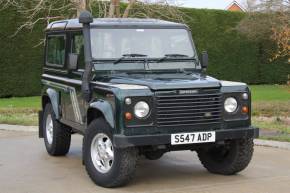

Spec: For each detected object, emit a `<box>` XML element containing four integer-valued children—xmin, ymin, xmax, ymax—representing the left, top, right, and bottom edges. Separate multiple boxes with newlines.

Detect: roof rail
<box><xmin>50</xmin><ymin>21</ymin><xmax>68</xmax><ymax>30</ymax></box>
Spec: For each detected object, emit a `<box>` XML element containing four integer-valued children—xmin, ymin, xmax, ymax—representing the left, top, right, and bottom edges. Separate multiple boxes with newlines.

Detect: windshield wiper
<box><xmin>157</xmin><ymin>54</ymin><xmax>193</xmax><ymax>63</ymax></box>
<box><xmin>114</xmin><ymin>54</ymin><xmax>148</xmax><ymax>64</ymax></box>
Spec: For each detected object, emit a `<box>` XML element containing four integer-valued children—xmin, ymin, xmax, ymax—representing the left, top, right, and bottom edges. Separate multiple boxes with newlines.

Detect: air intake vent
<box><xmin>155</xmin><ymin>88</ymin><xmax>222</xmax><ymax>127</ymax></box>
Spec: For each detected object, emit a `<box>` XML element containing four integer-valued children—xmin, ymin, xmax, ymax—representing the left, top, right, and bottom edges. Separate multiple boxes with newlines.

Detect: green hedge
<box><xmin>0</xmin><ymin>6</ymin><xmax>289</xmax><ymax>97</ymax></box>
<box><xmin>0</xmin><ymin>7</ymin><xmax>43</xmax><ymax>97</ymax></box>
<box><xmin>182</xmin><ymin>8</ymin><xmax>289</xmax><ymax>84</ymax></box>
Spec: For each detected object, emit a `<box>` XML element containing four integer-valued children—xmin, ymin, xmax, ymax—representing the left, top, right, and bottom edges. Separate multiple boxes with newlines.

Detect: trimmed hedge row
<box><xmin>0</xmin><ymin>6</ymin><xmax>289</xmax><ymax>97</ymax></box>
<box><xmin>0</xmin><ymin>7</ymin><xmax>43</xmax><ymax>97</ymax></box>
<box><xmin>182</xmin><ymin>8</ymin><xmax>289</xmax><ymax>84</ymax></box>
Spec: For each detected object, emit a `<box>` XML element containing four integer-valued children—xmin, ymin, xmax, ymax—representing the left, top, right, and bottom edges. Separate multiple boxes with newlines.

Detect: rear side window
<box><xmin>46</xmin><ymin>35</ymin><xmax>65</xmax><ymax>66</ymax></box>
<box><xmin>71</xmin><ymin>34</ymin><xmax>85</xmax><ymax>69</ymax></box>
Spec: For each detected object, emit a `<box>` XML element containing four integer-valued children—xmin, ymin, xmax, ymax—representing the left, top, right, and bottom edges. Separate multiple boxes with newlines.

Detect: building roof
<box><xmin>46</xmin><ymin>18</ymin><xmax>187</xmax><ymax>31</ymax></box>
<box><xmin>225</xmin><ymin>1</ymin><xmax>246</xmax><ymax>11</ymax></box>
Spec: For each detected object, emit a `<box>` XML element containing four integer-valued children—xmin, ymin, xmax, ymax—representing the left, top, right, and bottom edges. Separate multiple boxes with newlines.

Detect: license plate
<box><xmin>171</xmin><ymin>131</ymin><xmax>216</xmax><ymax>145</ymax></box>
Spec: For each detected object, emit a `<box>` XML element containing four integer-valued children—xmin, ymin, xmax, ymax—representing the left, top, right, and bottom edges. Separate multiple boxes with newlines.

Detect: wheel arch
<box><xmin>87</xmin><ymin>100</ymin><xmax>115</xmax><ymax>129</ymax></box>
<box><xmin>42</xmin><ymin>95</ymin><xmax>50</xmax><ymax>109</ymax></box>
<box><xmin>42</xmin><ymin>88</ymin><xmax>60</xmax><ymax>119</ymax></box>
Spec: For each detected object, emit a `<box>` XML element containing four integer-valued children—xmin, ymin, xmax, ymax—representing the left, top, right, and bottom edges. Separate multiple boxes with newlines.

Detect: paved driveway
<box><xmin>1</xmin><ymin>130</ymin><xmax>290</xmax><ymax>193</ymax></box>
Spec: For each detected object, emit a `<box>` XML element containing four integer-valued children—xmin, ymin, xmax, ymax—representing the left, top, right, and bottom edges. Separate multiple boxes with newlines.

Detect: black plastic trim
<box><xmin>38</xmin><ymin>111</ymin><xmax>44</xmax><ymax>138</ymax></box>
<box><xmin>113</xmin><ymin>126</ymin><xmax>259</xmax><ymax>148</ymax></box>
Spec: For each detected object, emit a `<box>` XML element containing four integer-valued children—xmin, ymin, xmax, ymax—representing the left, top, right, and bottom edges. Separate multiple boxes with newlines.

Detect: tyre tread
<box><xmin>84</xmin><ymin>118</ymin><xmax>138</xmax><ymax>188</ymax></box>
<box><xmin>43</xmin><ymin>103</ymin><xmax>71</xmax><ymax>156</ymax></box>
<box><xmin>198</xmin><ymin>138</ymin><xmax>254</xmax><ymax>175</ymax></box>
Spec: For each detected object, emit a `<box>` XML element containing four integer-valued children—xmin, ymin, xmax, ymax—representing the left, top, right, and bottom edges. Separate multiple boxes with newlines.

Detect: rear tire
<box><xmin>43</xmin><ymin>103</ymin><xmax>71</xmax><ymax>156</ymax></box>
<box><xmin>83</xmin><ymin>118</ymin><xmax>138</xmax><ymax>188</ymax></box>
<box><xmin>197</xmin><ymin>138</ymin><xmax>254</xmax><ymax>175</ymax></box>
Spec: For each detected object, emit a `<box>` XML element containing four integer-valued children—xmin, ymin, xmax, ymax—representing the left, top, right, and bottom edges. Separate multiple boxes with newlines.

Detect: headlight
<box><xmin>224</xmin><ymin>97</ymin><xmax>238</xmax><ymax>113</ymax></box>
<box><xmin>134</xmin><ymin>101</ymin><xmax>150</xmax><ymax>118</ymax></box>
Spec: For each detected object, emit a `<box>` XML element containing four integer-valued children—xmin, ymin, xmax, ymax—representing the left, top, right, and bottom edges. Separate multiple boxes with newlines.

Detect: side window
<box><xmin>71</xmin><ymin>34</ymin><xmax>85</xmax><ymax>69</ymax></box>
<box><xmin>46</xmin><ymin>35</ymin><xmax>65</xmax><ymax>66</ymax></box>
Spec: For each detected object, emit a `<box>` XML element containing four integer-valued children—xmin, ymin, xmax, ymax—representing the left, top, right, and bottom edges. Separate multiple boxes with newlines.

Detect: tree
<box><xmin>237</xmin><ymin>0</ymin><xmax>290</xmax><ymax>61</ymax></box>
<box><xmin>0</xmin><ymin>0</ymin><xmax>188</xmax><ymax>36</ymax></box>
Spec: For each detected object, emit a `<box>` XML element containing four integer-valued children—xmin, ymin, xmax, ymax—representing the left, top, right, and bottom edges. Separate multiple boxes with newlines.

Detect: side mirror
<box><xmin>68</xmin><ymin>53</ymin><xmax>78</xmax><ymax>70</ymax></box>
<box><xmin>200</xmin><ymin>51</ymin><xmax>208</xmax><ymax>69</ymax></box>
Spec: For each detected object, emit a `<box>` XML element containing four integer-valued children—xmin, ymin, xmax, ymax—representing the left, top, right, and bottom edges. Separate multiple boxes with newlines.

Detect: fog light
<box><xmin>125</xmin><ymin>112</ymin><xmax>133</xmax><ymax>120</ymax></box>
<box><xmin>242</xmin><ymin>106</ymin><xmax>249</xmax><ymax>113</ymax></box>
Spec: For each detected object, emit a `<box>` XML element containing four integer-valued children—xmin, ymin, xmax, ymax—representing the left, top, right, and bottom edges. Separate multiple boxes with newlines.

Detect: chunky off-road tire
<box><xmin>43</xmin><ymin>103</ymin><xmax>71</xmax><ymax>156</ymax></box>
<box><xmin>83</xmin><ymin>118</ymin><xmax>138</xmax><ymax>188</ymax></box>
<box><xmin>144</xmin><ymin>151</ymin><xmax>164</xmax><ymax>160</ymax></box>
<box><xmin>197</xmin><ymin>138</ymin><xmax>254</xmax><ymax>175</ymax></box>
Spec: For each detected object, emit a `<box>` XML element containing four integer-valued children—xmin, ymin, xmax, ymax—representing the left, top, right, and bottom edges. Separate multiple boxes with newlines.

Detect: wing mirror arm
<box><xmin>200</xmin><ymin>51</ymin><xmax>208</xmax><ymax>72</ymax></box>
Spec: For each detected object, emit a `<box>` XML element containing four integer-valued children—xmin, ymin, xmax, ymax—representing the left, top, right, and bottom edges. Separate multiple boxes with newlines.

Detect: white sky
<box><xmin>122</xmin><ymin>0</ymin><xmax>249</xmax><ymax>10</ymax></box>
<box><xmin>176</xmin><ymin>0</ymin><xmax>247</xmax><ymax>10</ymax></box>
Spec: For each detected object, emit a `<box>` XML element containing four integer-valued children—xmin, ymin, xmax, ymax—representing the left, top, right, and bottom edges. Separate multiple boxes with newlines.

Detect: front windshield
<box><xmin>91</xmin><ymin>28</ymin><xmax>198</xmax><ymax>72</ymax></box>
<box><xmin>91</xmin><ymin>28</ymin><xmax>195</xmax><ymax>59</ymax></box>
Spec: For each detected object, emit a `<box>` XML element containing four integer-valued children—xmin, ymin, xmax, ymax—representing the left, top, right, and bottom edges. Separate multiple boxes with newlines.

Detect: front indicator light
<box><xmin>125</xmin><ymin>112</ymin><xmax>133</xmax><ymax>120</ymax></box>
<box><xmin>242</xmin><ymin>106</ymin><xmax>249</xmax><ymax>114</ymax></box>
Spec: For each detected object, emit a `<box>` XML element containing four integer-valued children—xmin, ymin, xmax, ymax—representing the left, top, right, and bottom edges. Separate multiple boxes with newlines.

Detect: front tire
<box><xmin>83</xmin><ymin>118</ymin><xmax>138</xmax><ymax>188</ymax></box>
<box><xmin>197</xmin><ymin>138</ymin><xmax>254</xmax><ymax>175</ymax></box>
<box><xmin>144</xmin><ymin>151</ymin><xmax>164</xmax><ymax>160</ymax></box>
<box><xmin>43</xmin><ymin>103</ymin><xmax>71</xmax><ymax>156</ymax></box>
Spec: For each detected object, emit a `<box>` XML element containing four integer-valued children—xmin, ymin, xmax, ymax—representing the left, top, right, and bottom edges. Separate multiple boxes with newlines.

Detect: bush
<box><xmin>0</xmin><ymin>6</ymin><xmax>288</xmax><ymax>97</ymax></box>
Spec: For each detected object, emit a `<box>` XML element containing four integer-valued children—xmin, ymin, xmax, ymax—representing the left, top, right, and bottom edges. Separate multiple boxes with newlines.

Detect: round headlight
<box><xmin>224</xmin><ymin>97</ymin><xmax>238</xmax><ymax>113</ymax></box>
<box><xmin>134</xmin><ymin>101</ymin><xmax>150</xmax><ymax>118</ymax></box>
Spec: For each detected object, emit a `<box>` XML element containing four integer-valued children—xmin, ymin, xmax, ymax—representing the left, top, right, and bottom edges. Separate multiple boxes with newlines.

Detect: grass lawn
<box><xmin>0</xmin><ymin>96</ymin><xmax>40</xmax><ymax>109</ymax></box>
<box><xmin>0</xmin><ymin>85</ymin><xmax>289</xmax><ymax>141</ymax></box>
<box><xmin>0</xmin><ymin>96</ymin><xmax>40</xmax><ymax>126</ymax></box>
<box><xmin>250</xmin><ymin>85</ymin><xmax>290</xmax><ymax>142</ymax></box>
<box><xmin>250</xmin><ymin>85</ymin><xmax>290</xmax><ymax>117</ymax></box>
<box><xmin>250</xmin><ymin>85</ymin><xmax>290</xmax><ymax>101</ymax></box>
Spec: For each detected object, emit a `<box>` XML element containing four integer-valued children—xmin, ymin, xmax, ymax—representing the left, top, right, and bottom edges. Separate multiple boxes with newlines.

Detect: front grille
<box><xmin>155</xmin><ymin>88</ymin><xmax>222</xmax><ymax>127</ymax></box>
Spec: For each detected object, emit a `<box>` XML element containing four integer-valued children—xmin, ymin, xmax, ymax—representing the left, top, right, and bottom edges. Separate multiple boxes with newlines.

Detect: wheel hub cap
<box><xmin>91</xmin><ymin>133</ymin><xmax>114</xmax><ymax>173</ymax></box>
<box><xmin>45</xmin><ymin>114</ymin><xmax>53</xmax><ymax>145</ymax></box>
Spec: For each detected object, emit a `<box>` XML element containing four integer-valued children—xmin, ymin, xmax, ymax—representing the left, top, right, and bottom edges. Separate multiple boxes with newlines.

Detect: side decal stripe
<box><xmin>42</xmin><ymin>79</ymin><xmax>83</xmax><ymax>124</ymax></box>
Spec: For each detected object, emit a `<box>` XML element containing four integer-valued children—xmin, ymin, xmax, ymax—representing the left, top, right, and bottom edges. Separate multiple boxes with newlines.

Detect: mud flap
<box><xmin>38</xmin><ymin>111</ymin><xmax>44</xmax><ymax>138</ymax></box>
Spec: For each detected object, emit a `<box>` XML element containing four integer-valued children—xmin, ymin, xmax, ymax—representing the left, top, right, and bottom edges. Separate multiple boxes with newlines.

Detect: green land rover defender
<box><xmin>39</xmin><ymin>11</ymin><xmax>259</xmax><ymax>188</ymax></box>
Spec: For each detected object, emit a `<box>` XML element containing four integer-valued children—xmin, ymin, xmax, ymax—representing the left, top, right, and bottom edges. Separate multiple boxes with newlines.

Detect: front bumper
<box><xmin>113</xmin><ymin>126</ymin><xmax>259</xmax><ymax>148</ymax></box>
